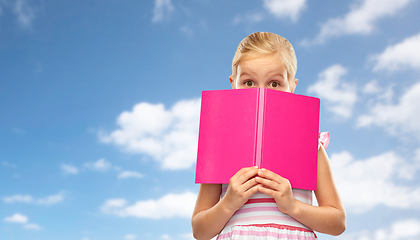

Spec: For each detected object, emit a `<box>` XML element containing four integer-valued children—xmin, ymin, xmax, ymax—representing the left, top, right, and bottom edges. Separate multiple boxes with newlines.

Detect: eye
<box><xmin>269</xmin><ymin>82</ymin><xmax>280</xmax><ymax>88</ymax></box>
<box><xmin>245</xmin><ymin>81</ymin><xmax>254</xmax><ymax>87</ymax></box>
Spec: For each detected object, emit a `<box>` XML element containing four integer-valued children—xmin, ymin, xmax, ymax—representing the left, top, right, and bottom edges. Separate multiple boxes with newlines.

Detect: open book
<box><xmin>195</xmin><ymin>88</ymin><xmax>320</xmax><ymax>190</ymax></box>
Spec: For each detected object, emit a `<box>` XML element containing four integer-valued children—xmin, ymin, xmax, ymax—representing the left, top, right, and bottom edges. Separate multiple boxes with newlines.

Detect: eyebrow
<box><xmin>239</xmin><ymin>71</ymin><xmax>255</xmax><ymax>78</ymax></box>
<box><xmin>266</xmin><ymin>70</ymin><xmax>285</xmax><ymax>78</ymax></box>
<box><xmin>240</xmin><ymin>70</ymin><xmax>285</xmax><ymax>78</ymax></box>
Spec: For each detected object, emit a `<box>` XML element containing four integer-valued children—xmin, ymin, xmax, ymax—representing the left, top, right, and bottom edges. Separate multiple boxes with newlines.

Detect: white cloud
<box><xmin>158</xmin><ymin>233</ymin><xmax>195</xmax><ymax>240</ymax></box>
<box><xmin>3</xmin><ymin>193</ymin><xmax>64</xmax><ymax>205</ymax></box>
<box><xmin>152</xmin><ymin>0</ymin><xmax>174</xmax><ymax>23</ymax></box>
<box><xmin>24</xmin><ymin>223</ymin><xmax>42</xmax><ymax>230</ymax></box>
<box><xmin>388</xmin><ymin>219</ymin><xmax>420</xmax><ymax>239</ymax></box>
<box><xmin>61</xmin><ymin>164</ymin><xmax>79</xmax><ymax>175</ymax></box>
<box><xmin>3</xmin><ymin>194</ymin><xmax>33</xmax><ymax>203</ymax></box>
<box><xmin>357</xmin><ymin>81</ymin><xmax>420</xmax><ymax>138</ymax></box>
<box><xmin>118</xmin><ymin>171</ymin><xmax>143</xmax><ymax>179</ymax></box>
<box><xmin>100</xmin><ymin>98</ymin><xmax>201</xmax><ymax>170</ymax></box>
<box><xmin>84</xmin><ymin>158</ymin><xmax>112</xmax><ymax>171</ymax></box>
<box><xmin>341</xmin><ymin>218</ymin><xmax>420</xmax><ymax>240</ymax></box>
<box><xmin>125</xmin><ymin>234</ymin><xmax>137</xmax><ymax>240</ymax></box>
<box><xmin>232</xmin><ymin>0</ymin><xmax>306</xmax><ymax>25</ymax></box>
<box><xmin>232</xmin><ymin>12</ymin><xmax>264</xmax><ymax>25</ymax></box>
<box><xmin>263</xmin><ymin>0</ymin><xmax>306</xmax><ymax>22</ymax></box>
<box><xmin>330</xmin><ymin>151</ymin><xmax>420</xmax><ymax>213</ymax></box>
<box><xmin>178</xmin><ymin>233</ymin><xmax>195</xmax><ymax>240</ymax></box>
<box><xmin>307</xmin><ymin>64</ymin><xmax>357</xmax><ymax>118</ymax></box>
<box><xmin>415</xmin><ymin>149</ymin><xmax>420</xmax><ymax>161</ymax></box>
<box><xmin>362</xmin><ymin>79</ymin><xmax>381</xmax><ymax>94</ymax></box>
<box><xmin>372</xmin><ymin>32</ymin><xmax>420</xmax><ymax>72</ymax></box>
<box><xmin>362</xmin><ymin>80</ymin><xmax>394</xmax><ymax>103</ymax></box>
<box><xmin>4</xmin><ymin>213</ymin><xmax>28</xmax><ymax>223</ymax></box>
<box><xmin>302</xmin><ymin>0</ymin><xmax>412</xmax><ymax>45</ymax></box>
<box><xmin>4</xmin><ymin>213</ymin><xmax>43</xmax><ymax>230</ymax></box>
<box><xmin>101</xmin><ymin>191</ymin><xmax>197</xmax><ymax>219</ymax></box>
<box><xmin>12</xmin><ymin>0</ymin><xmax>35</xmax><ymax>28</ymax></box>
<box><xmin>102</xmin><ymin>198</ymin><xmax>127</xmax><ymax>210</ymax></box>
<box><xmin>158</xmin><ymin>233</ymin><xmax>194</xmax><ymax>240</ymax></box>
<box><xmin>161</xmin><ymin>234</ymin><xmax>172</xmax><ymax>240</ymax></box>
<box><xmin>36</xmin><ymin>193</ymin><xmax>64</xmax><ymax>205</ymax></box>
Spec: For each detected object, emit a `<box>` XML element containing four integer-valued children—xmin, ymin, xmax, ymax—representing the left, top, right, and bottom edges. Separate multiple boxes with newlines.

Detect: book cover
<box><xmin>195</xmin><ymin>88</ymin><xmax>320</xmax><ymax>190</ymax></box>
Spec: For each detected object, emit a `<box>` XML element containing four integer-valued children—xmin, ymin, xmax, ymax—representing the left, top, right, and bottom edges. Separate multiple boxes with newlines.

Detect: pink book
<box><xmin>195</xmin><ymin>88</ymin><xmax>320</xmax><ymax>190</ymax></box>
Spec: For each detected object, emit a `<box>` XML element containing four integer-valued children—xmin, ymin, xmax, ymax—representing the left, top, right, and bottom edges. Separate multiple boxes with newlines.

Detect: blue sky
<box><xmin>1</xmin><ymin>0</ymin><xmax>420</xmax><ymax>239</ymax></box>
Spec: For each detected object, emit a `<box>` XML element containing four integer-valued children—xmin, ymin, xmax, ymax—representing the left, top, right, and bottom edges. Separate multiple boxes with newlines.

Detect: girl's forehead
<box><xmin>240</xmin><ymin>53</ymin><xmax>284</xmax><ymax>65</ymax></box>
<box><xmin>239</xmin><ymin>55</ymin><xmax>285</xmax><ymax>69</ymax></box>
<box><xmin>238</xmin><ymin>58</ymin><xmax>287</xmax><ymax>79</ymax></box>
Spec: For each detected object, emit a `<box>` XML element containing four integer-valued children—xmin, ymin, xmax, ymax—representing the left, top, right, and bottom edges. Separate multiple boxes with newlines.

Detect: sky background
<box><xmin>1</xmin><ymin>0</ymin><xmax>420</xmax><ymax>239</ymax></box>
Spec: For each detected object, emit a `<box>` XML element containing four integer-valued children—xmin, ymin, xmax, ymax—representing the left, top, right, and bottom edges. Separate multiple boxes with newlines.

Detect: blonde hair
<box><xmin>231</xmin><ymin>32</ymin><xmax>297</xmax><ymax>83</ymax></box>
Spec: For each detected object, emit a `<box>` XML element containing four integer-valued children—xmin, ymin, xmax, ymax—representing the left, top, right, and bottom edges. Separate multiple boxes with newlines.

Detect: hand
<box><xmin>256</xmin><ymin>168</ymin><xmax>297</xmax><ymax>215</ymax></box>
<box><xmin>223</xmin><ymin>166</ymin><xmax>260</xmax><ymax>212</ymax></box>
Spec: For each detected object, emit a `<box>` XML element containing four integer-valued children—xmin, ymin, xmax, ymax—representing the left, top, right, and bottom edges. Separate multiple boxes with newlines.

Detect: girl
<box><xmin>192</xmin><ymin>32</ymin><xmax>346</xmax><ymax>240</ymax></box>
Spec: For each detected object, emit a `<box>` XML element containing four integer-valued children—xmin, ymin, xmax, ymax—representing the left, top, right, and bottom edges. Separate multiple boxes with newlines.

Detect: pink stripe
<box><xmin>226</xmin><ymin>215</ymin><xmax>303</xmax><ymax>227</ymax></box>
<box><xmin>240</xmin><ymin>224</ymin><xmax>315</xmax><ymax>233</ymax></box>
<box><xmin>220</xmin><ymin>231</ymin><xmax>316</xmax><ymax>240</ymax></box>
<box><xmin>235</xmin><ymin>206</ymin><xmax>280</xmax><ymax>215</ymax></box>
<box><xmin>231</xmin><ymin>231</ymin><xmax>313</xmax><ymax>239</ymax></box>
<box><xmin>245</xmin><ymin>198</ymin><xmax>276</xmax><ymax>204</ymax></box>
<box><xmin>223</xmin><ymin>192</ymin><xmax>311</xmax><ymax>203</ymax></box>
<box><xmin>218</xmin><ymin>224</ymin><xmax>316</xmax><ymax>239</ymax></box>
<box><xmin>292</xmin><ymin>191</ymin><xmax>312</xmax><ymax>201</ymax></box>
<box><xmin>221</xmin><ymin>233</ymin><xmax>312</xmax><ymax>240</ymax></box>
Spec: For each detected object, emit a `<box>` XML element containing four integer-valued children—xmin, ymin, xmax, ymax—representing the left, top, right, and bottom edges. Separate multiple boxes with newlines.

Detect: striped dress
<box><xmin>216</xmin><ymin>132</ymin><xmax>330</xmax><ymax>240</ymax></box>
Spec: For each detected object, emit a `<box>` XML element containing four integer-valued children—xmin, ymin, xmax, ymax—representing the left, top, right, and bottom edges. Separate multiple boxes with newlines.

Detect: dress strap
<box><xmin>318</xmin><ymin>132</ymin><xmax>330</xmax><ymax>150</ymax></box>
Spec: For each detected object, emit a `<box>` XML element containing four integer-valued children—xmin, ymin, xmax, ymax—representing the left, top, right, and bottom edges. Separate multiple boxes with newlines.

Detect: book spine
<box><xmin>255</xmin><ymin>88</ymin><xmax>265</xmax><ymax>168</ymax></box>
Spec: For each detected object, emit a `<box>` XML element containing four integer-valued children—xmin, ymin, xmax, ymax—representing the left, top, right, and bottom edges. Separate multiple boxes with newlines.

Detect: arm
<box><xmin>256</xmin><ymin>145</ymin><xmax>346</xmax><ymax>235</ymax></box>
<box><xmin>191</xmin><ymin>184</ymin><xmax>225</xmax><ymax>240</ymax></box>
<box><xmin>191</xmin><ymin>167</ymin><xmax>260</xmax><ymax>240</ymax></box>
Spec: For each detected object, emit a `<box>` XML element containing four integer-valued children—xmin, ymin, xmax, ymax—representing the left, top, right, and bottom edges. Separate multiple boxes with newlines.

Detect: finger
<box><xmin>241</xmin><ymin>176</ymin><xmax>259</xmax><ymax>191</ymax></box>
<box><xmin>230</xmin><ymin>167</ymin><xmax>248</xmax><ymax>181</ymax></box>
<box><xmin>231</xmin><ymin>166</ymin><xmax>258</xmax><ymax>182</ymax></box>
<box><xmin>258</xmin><ymin>168</ymin><xmax>287</xmax><ymax>183</ymax></box>
<box><xmin>243</xmin><ymin>184</ymin><xmax>260</xmax><ymax>199</ymax></box>
<box><xmin>257</xmin><ymin>185</ymin><xmax>276</xmax><ymax>197</ymax></box>
<box><xmin>255</xmin><ymin>176</ymin><xmax>280</xmax><ymax>191</ymax></box>
<box><xmin>235</xmin><ymin>167</ymin><xmax>259</xmax><ymax>184</ymax></box>
<box><xmin>239</xmin><ymin>177</ymin><xmax>262</xmax><ymax>199</ymax></box>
